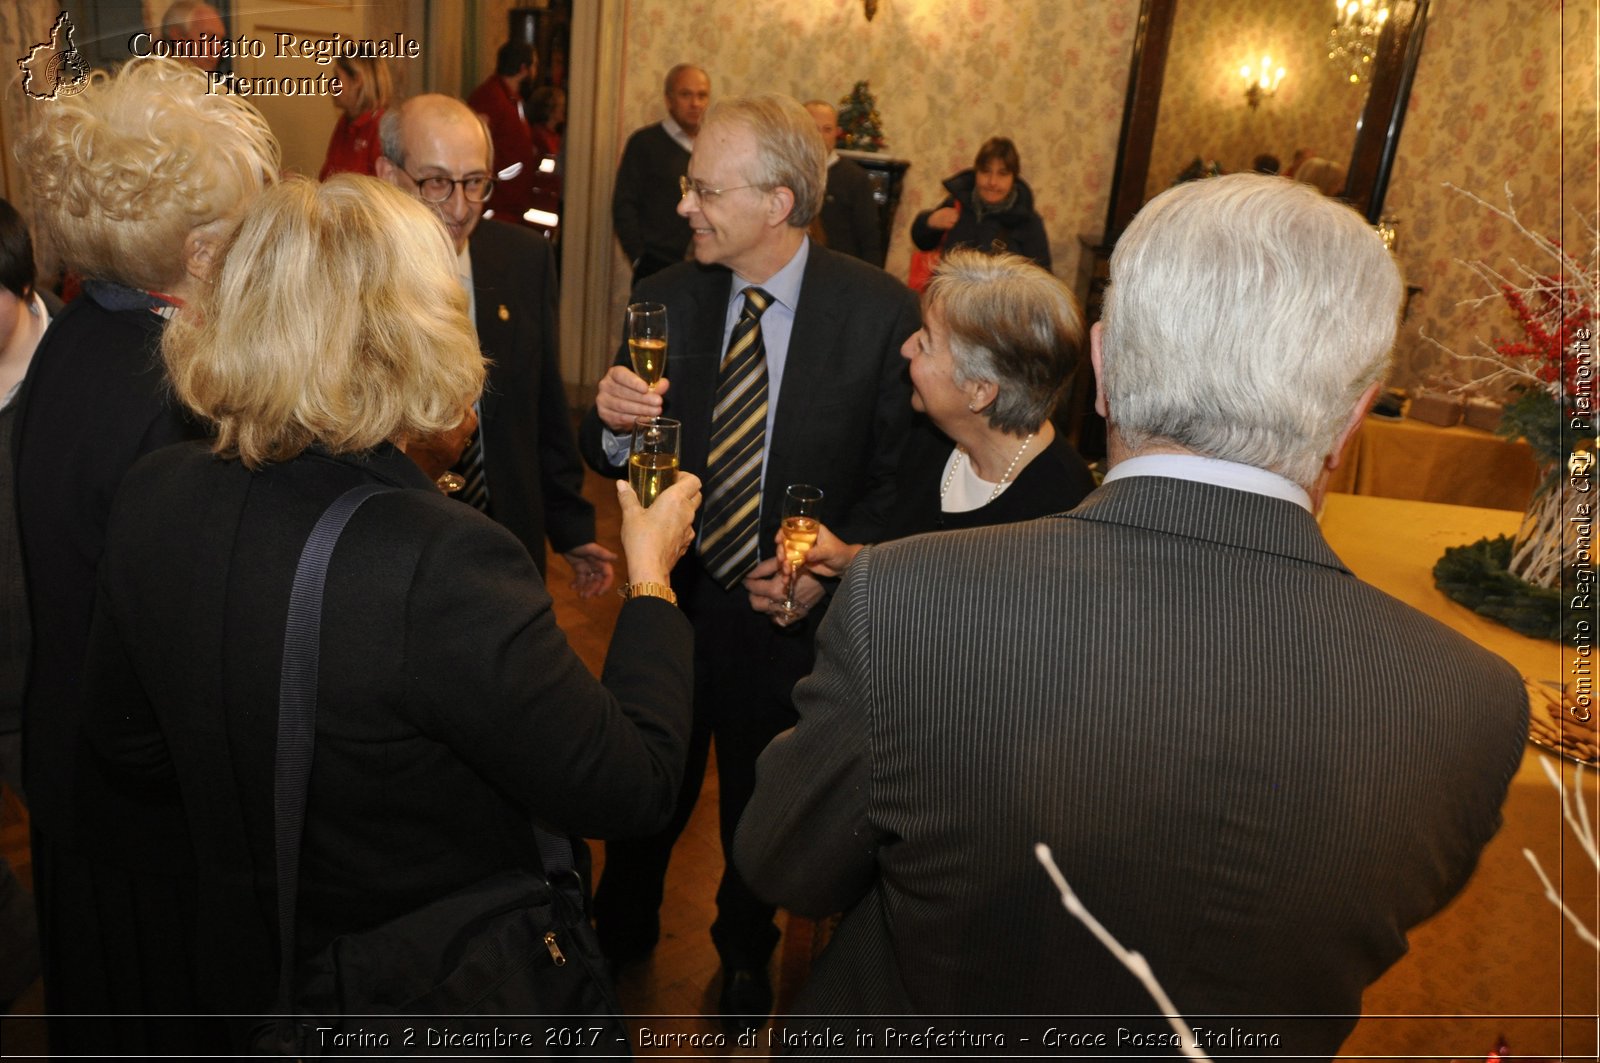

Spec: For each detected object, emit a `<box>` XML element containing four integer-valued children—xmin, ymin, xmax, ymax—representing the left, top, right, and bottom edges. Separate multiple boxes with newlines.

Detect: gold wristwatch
<box><xmin>617</xmin><ymin>581</ymin><xmax>678</xmax><ymax>606</ymax></box>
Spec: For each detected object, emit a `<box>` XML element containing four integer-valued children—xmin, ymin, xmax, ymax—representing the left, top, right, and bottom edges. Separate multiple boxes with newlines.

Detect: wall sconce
<box><xmin>1240</xmin><ymin>56</ymin><xmax>1286</xmax><ymax>108</ymax></box>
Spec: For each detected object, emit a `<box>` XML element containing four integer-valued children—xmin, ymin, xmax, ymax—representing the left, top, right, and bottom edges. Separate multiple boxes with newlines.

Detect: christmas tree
<box><xmin>836</xmin><ymin>81</ymin><xmax>886</xmax><ymax>153</ymax></box>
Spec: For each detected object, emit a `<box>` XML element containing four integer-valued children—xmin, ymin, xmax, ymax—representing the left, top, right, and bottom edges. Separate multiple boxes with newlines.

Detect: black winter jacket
<box><xmin>910</xmin><ymin>169</ymin><xmax>1052</xmax><ymax>272</ymax></box>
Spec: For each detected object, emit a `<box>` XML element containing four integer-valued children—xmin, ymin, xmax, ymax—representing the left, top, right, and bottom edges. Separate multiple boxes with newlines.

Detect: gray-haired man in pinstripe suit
<box><xmin>737</xmin><ymin>174</ymin><xmax>1528</xmax><ymax>1058</ymax></box>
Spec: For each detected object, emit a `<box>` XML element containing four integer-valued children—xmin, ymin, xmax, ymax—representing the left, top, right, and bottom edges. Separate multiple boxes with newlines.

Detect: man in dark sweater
<box><xmin>612</xmin><ymin>64</ymin><xmax>710</xmax><ymax>284</ymax></box>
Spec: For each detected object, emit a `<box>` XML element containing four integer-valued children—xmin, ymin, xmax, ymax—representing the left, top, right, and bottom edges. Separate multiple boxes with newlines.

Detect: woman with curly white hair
<box><xmin>11</xmin><ymin>56</ymin><xmax>277</xmax><ymax>1056</ymax></box>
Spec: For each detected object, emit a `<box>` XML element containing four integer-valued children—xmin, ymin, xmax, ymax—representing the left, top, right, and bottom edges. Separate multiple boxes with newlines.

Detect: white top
<box><xmin>1102</xmin><ymin>453</ymin><xmax>1312</xmax><ymax>512</ymax></box>
<box><xmin>938</xmin><ymin>447</ymin><xmax>1013</xmax><ymax>512</ymax></box>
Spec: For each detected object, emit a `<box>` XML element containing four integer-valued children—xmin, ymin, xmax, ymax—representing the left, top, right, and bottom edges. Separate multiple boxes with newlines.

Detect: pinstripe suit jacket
<box><xmin>735</xmin><ymin>474</ymin><xmax>1528</xmax><ymax>1056</ymax></box>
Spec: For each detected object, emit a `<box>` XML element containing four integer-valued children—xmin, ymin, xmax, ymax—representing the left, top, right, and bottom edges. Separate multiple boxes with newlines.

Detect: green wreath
<box><xmin>1433</xmin><ymin>535</ymin><xmax>1577</xmax><ymax>643</ymax></box>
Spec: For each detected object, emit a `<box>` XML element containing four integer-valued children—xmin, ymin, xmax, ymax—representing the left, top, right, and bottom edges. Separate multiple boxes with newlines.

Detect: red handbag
<box><xmin>907</xmin><ymin>201</ymin><xmax>959</xmax><ymax>293</ymax></box>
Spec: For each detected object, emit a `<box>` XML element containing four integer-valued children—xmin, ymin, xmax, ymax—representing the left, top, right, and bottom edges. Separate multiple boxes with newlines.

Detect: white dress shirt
<box><xmin>1102</xmin><ymin>453</ymin><xmax>1313</xmax><ymax>512</ymax></box>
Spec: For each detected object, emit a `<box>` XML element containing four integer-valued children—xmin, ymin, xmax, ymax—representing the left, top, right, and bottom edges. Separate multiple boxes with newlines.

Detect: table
<box><xmin>1329</xmin><ymin>415</ymin><xmax>1541</xmax><ymax>511</ymax></box>
<box><xmin>1319</xmin><ymin>494</ymin><xmax>1594</xmax><ymax>1061</ymax></box>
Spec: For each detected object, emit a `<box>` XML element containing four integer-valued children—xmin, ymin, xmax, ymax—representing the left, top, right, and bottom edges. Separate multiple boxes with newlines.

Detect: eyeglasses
<box><xmin>678</xmin><ymin>175</ymin><xmax>762</xmax><ymax>202</ymax></box>
<box><xmin>403</xmin><ymin>169</ymin><xmax>496</xmax><ymax>204</ymax></box>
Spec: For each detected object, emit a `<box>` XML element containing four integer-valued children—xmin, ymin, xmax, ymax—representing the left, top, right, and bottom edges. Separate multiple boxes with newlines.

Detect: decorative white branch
<box><xmin>1522</xmin><ymin>759</ymin><xmax>1600</xmax><ymax>951</ymax></box>
<box><xmin>1034</xmin><ymin>843</ymin><xmax>1212</xmax><ymax>1061</ymax></box>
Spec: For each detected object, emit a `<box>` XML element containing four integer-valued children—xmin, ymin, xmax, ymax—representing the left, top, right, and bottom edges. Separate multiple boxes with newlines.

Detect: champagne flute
<box><xmin>629</xmin><ymin>416</ymin><xmax>680</xmax><ymax>507</ymax></box>
<box><xmin>774</xmin><ymin>484</ymin><xmax>823</xmax><ymax>622</ymax></box>
<box><xmin>627</xmin><ymin>301</ymin><xmax>668</xmax><ymax>390</ymax></box>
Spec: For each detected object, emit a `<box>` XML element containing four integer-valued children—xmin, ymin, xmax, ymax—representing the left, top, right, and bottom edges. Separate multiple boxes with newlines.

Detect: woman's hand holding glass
<box><xmin>744</xmin><ymin>517</ymin><xmax>863</xmax><ymax>626</ymax></box>
<box><xmin>615</xmin><ymin>473</ymin><xmax>702</xmax><ymax>586</ymax></box>
<box><xmin>780</xmin><ymin>520</ymin><xmax>860</xmax><ymax>580</ymax></box>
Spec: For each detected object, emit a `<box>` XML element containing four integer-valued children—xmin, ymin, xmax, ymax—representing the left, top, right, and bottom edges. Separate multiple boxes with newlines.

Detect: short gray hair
<box><xmin>925</xmin><ymin>248</ymin><xmax>1083</xmax><ymax>435</ymax></box>
<box><xmin>702</xmin><ymin>94</ymin><xmax>825</xmax><ymax>229</ymax></box>
<box><xmin>1102</xmin><ymin>173</ymin><xmax>1401</xmax><ymax>486</ymax></box>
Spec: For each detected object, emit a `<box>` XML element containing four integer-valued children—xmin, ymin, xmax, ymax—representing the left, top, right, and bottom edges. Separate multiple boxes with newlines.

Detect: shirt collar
<box><xmin>661</xmin><ymin>116</ymin><xmax>695</xmax><ymax>153</ymax></box>
<box><xmin>732</xmin><ymin>236</ymin><xmax>809</xmax><ymax>314</ymax></box>
<box><xmin>1102</xmin><ymin>453</ymin><xmax>1313</xmax><ymax>512</ymax></box>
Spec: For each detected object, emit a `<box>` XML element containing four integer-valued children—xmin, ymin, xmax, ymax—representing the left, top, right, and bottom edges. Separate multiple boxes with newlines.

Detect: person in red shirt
<box><xmin>319</xmin><ymin>55</ymin><xmax>392</xmax><ymax>180</ymax></box>
<box><xmin>467</xmin><ymin>42</ymin><xmax>538</xmax><ymax>227</ymax></box>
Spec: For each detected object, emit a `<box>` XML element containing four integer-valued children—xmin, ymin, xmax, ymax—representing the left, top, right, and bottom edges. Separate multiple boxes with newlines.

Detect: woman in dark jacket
<box><xmin>83</xmin><ymin>176</ymin><xmax>702</xmax><ymax>1045</ymax></box>
<box><xmin>12</xmin><ymin>56</ymin><xmax>278</xmax><ymax>1056</ymax></box>
<box><xmin>910</xmin><ymin>136</ymin><xmax>1052</xmax><ymax>272</ymax></box>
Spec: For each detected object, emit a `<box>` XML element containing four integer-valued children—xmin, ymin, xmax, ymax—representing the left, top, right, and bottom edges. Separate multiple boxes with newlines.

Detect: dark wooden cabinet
<box><xmin>838</xmin><ymin>150</ymin><xmax>910</xmax><ymax>268</ymax></box>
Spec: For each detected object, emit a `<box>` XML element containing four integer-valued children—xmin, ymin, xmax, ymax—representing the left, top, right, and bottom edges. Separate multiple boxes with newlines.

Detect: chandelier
<box><xmin>1328</xmin><ymin>0</ymin><xmax>1390</xmax><ymax>84</ymax></box>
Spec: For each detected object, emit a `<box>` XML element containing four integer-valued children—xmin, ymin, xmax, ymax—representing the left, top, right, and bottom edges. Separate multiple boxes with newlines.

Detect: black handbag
<box><xmin>253</xmin><ymin>484</ymin><xmax>630</xmax><ymax>1058</ymax></box>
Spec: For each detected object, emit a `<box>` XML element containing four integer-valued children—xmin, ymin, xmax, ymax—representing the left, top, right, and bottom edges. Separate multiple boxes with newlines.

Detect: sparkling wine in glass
<box><xmin>775</xmin><ymin>484</ymin><xmax>823</xmax><ymax>622</ymax></box>
<box><xmin>627</xmin><ymin>301</ymin><xmax>668</xmax><ymax>390</ymax></box>
<box><xmin>629</xmin><ymin>416</ymin><xmax>680</xmax><ymax>507</ymax></box>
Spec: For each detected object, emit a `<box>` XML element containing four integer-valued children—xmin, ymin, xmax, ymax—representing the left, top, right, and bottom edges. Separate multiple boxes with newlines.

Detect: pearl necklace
<box><xmin>941</xmin><ymin>431</ymin><xmax>1035</xmax><ymax>505</ymax></box>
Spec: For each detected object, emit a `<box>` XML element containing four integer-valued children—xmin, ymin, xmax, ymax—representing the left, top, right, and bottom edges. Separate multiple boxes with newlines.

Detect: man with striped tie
<box><xmin>580</xmin><ymin>93</ymin><xmax>919</xmax><ymax>1030</ymax></box>
<box><xmin>379</xmin><ymin>95</ymin><xmax>613</xmax><ymax>597</ymax></box>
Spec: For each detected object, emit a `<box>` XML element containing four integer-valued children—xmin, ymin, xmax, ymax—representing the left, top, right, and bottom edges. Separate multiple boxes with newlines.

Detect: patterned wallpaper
<box><xmin>1385</xmin><ymin>0</ymin><xmax>1596</xmax><ymax>389</ymax></box>
<box><xmin>612</xmin><ymin>0</ymin><xmax>1592</xmax><ymax>393</ymax></box>
<box><xmin>1145</xmin><ymin>0</ymin><xmax>1370</xmax><ymax>201</ymax></box>
<box><xmin>614</xmin><ymin>0</ymin><xmax>1144</xmax><ymax>286</ymax></box>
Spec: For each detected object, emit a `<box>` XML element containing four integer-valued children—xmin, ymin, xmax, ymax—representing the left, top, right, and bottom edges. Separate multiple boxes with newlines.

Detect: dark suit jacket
<box><xmin>819</xmin><ymin>157</ymin><xmax>884</xmax><ymax>266</ymax></box>
<box><xmin>736</xmin><ymin>475</ymin><xmax>1528</xmax><ymax>1057</ymax></box>
<box><xmin>579</xmin><ymin>244</ymin><xmax>920</xmax><ymax>607</ymax></box>
<box><xmin>83</xmin><ymin>441</ymin><xmax>694</xmax><ymax>1021</ymax></box>
<box><xmin>469</xmin><ymin>219</ymin><xmax>595</xmax><ymax>570</ymax></box>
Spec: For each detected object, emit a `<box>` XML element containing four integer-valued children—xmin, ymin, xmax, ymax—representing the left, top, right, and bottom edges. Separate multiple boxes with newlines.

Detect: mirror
<box><xmin>1144</xmin><ymin>1</ymin><xmax>1375</xmax><ymax>203</ymax></box>
<box><xmin>1060</xmin><ymin>0</ymin><xmax>1429</xmax><ymax>460</ymax></box>
<box><xmin>1105</xmin><ymin>0</ymin><xmax>1430</xmax><ymax>239</ymax></box>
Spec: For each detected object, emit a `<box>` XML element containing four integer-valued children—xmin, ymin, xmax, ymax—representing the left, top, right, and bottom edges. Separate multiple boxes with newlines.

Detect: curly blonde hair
<box><xmin>163</xmin><ymin>176</ymin><xmax>485</xmax><ymax>468</ymax></box>
<box><xmin>17</xmin><ymin>57</ymin><xmax>278</xmax><ymax>290</ymax></box>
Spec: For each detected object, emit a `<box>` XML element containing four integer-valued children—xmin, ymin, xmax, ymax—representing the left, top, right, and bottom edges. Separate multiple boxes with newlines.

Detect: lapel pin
<box><xmin>497</xmin><ymin>304</ymin><xmax>510</xmax><ymax>321</ymax></box>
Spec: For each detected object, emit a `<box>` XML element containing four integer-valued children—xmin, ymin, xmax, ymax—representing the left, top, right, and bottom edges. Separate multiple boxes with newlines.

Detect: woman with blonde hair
<box><xmin>11</xmin><ymin>55</ymin><xmax>277</xmax><ymax>1055</ymax></box>
<box><xmin>84</xmin><ymin>176</ymin><xmax>701</xmax><ymax>1043</ymax></box>
<box><xmin>319</xmin><ymin>54</ymin><xmax>394</xmax><ymax>178</ymax></box>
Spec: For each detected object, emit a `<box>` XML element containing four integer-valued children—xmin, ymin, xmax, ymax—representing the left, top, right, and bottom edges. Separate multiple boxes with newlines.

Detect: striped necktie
<box><xmin>699</xmin><ymin>286</ymin><xmax>772</xmax><ymax>588</ymax></box>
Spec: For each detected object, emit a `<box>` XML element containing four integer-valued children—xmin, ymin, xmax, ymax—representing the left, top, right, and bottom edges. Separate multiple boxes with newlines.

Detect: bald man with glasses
<box><xmin>379</xmin><ymin>95</ymin><xmax>613</xmax><ymax>597</ymax></box>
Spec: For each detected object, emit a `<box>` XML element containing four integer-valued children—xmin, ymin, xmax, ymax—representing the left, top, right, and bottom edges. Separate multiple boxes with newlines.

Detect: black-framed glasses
<box><xmin>678</xmin><ymin>175</ymin><xmax>762</xmax><ymax>202</ymax></box>
<box><xmin>403</xmin><ymin>169</ymin><xmax>495</xmax><ymax>204</ymax></box>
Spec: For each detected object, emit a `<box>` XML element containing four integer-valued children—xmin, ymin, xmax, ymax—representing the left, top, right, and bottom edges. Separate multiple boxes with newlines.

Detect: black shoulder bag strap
<box><xmin>268</xmin><ymin>483</ymin><xmax>585</xmax><ymax>1021</ymax></box>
